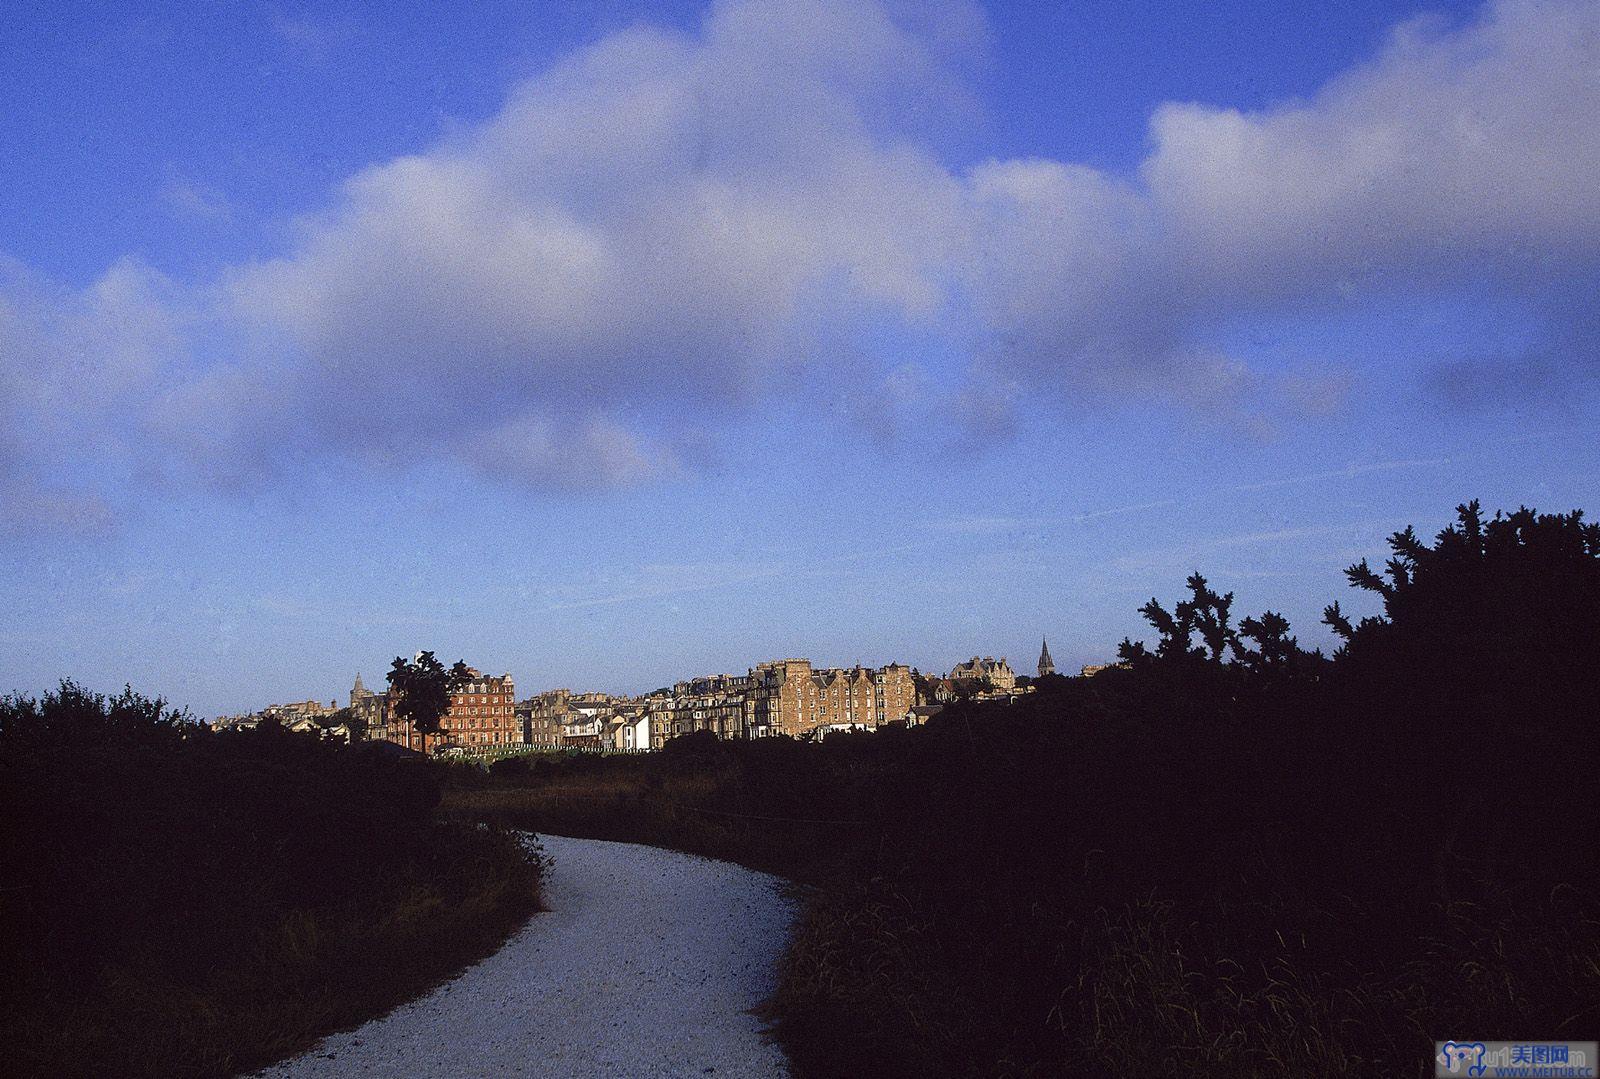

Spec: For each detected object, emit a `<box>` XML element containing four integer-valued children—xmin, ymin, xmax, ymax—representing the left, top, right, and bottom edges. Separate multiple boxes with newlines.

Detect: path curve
<box><xmin>256</xmin><ymin>834</ymin><xmax>796</xmax><ymax>1078</ymax></box>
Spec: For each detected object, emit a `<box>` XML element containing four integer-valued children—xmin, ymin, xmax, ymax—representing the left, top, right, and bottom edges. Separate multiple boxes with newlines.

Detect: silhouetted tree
<box><xmin>387</xmin><ymin>652</ymin><xmax>471</xmax><ymax>755</ymax></box>
<box><xmin>1119</xmin><ymin>572</ymin><xmax>1239</xmax><ymax>667</ymax></box>
<box><xmin>1116</xmin><ymin>573</ymin><xmax>1325</xmax><ymax>716</ymax></box>
<box><xmin>1323</xmin><ymin>499</ymin><xmax>1600</xmax><ymax>724</ymax></box>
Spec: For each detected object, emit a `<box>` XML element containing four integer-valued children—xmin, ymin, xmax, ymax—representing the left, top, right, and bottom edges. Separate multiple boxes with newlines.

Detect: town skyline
<box><xmin>215</xmin><ymin>644</ymin><xmax>1048</xmax><ymax>725</ymax></box>
<box><xmin>222</xmin><ymin>650</ymin><xmax>1045</xmax><ymax>752</ymax></box>
<box><xmin>5</xmin><ymin>0</ymin><xmax>1598</xmax><ymax>719</ymax></box>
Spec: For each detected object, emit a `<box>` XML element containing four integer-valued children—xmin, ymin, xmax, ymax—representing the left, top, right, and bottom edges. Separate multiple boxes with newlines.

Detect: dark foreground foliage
<box><xmin>0</xmin><ymin>685</ymin><xmax>542</xmax><ymax>1079</ymax></box>
<box><xmin>446</xmin><ymin>502</ymin><xmax>1600</xmax><ymax>1078</ymax></box>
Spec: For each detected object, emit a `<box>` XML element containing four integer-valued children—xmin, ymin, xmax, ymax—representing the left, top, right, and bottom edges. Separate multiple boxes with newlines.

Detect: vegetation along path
<box><xmin>257</xmin><ymin>834</ymin><xmax>797</xmax><ymax>1078</ymax></box>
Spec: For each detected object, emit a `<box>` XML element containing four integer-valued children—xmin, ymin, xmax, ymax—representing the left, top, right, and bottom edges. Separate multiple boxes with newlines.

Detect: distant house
<box><xmin>519</xmin><ymin>689</ymin><xmax>569</xmax><ymax>749</ymax></box>
<box><xmin>213</xmin><ymin>696</ymin><xmax>350</xmax><ymax>741</ymax></box>
<box><xmin>644</xmin><ymin>694</ymin><xmax>676</xmax><ymax>749</ymax></box>
<box><xmin>283</xmin><ymin>715</ymin><xmax>351</xmax><ymax>743</ymax></box>
<box><xmin>560</xmin><ymin>715</ymin><xmax>605</xmax><ymax>749</ymax></box>
<box><xmin>949</xmin><ymin>656</ymin><xmax>1016</xmax><ymax>692</ymax></box>
<box><xmin>614</xmin><ymin>712</ymin><xmax>652</xmax><ymax>752</ymax></box>
<box><xmin>349</xmin><ymin>673</ymin><xmax>388</xmax><ymax>740</ymax></box>
<box><xmin>437</xmin><ymin>670</ymin><xmax>518</xmax><ymax>752</ymax></box>
<box><xmin>262</xmin><ymin>699</ymin><xmax>339</xmax><ymax>724</ymax></box>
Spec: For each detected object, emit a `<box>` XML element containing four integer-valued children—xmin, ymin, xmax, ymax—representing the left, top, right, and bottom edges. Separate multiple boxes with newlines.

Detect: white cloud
<box><xmin>954</xmin><ymin>1</ymin><xmax>1600</xmax><ymax>417</ymax></box>
<box><xmin>220</xmin><ymin>1</ymin><xmax>973</xmax><ymax>485</ymax></box>
<box><xmin>1143</xmin><ymin>0</ymin><xmax>1600</xmax><ymax>296</ymax></box>
<box><xmin>2</xmin><ymin>0</ymin><xmax>1597</xmax><ymax>528</ymax></box>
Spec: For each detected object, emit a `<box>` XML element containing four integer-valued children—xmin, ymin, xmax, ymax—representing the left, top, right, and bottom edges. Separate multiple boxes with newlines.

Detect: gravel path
<box><xmin>256</xmin><ymin>834</ymin><xmax>797</xmax><ymax>1078</ymax></box>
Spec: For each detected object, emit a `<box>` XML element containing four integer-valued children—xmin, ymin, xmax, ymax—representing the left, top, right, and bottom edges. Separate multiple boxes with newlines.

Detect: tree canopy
<box><xmin>1323</xmin><ymin>500</ymin><xmax>1600</xmax><ymax>723</ymax></box>
<box><xmin>387</xmin><ymin>651</ymin><xmax>472</xmax><ymax>753</ymax></box>
<box><xmin>1117</xmin><ymin>572</ymin><xmax>1321</xmax><ymax>682</ymax></box>
<box><xmin>1110</xmin><ymin>499</ymin><xmax>1600</xmax><ymax>732</ymax></box>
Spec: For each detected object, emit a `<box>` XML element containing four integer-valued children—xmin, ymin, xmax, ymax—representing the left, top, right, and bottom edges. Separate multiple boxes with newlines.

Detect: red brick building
<box><xmin>439</xmin><ymin>669</ymin><xmax>517</xmax><ymax>750</ymax></box>
<box><xmin>370</xmin><ymin>667</ymin><xmax>518</xmax><ymax>753</ymax></box>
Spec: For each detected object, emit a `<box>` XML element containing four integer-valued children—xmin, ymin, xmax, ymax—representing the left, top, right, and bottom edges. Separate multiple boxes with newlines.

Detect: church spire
<box><xmin>1037</xmin><ymin>639</ymin><xmax>1056</xmax><ymax>678</ymax></box>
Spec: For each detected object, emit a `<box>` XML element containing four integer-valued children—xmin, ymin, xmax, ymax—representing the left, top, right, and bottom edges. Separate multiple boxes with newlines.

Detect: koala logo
<box><xmin>1438</xmin><ymin>1041</ymin><xmax>1488</xmax><ymax>1076</ymax></box>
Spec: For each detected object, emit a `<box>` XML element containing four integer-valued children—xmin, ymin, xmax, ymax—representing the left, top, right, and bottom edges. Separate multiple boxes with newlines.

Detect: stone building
<box><xmin>502</xmin><ymin>657</ymin><xmax>919</xmax><ymax>753</ymax></box>
<box><xmin>814</xmin><ymin>664</ymin><xmax>916</xmax><ymax>731</ymax></box>
<box><xmin>262</xmin><ymin>698</ymin><xmax>339</xmax><ymax>722</ymax></box>
<box><xmin>349</xmin><ymin>673</ymin><xmax>390</xmax><ymax>739</ymax></box>
<box><xmin>645</xmin><ymin>692</ymin><xmax>677</xmax><ymax>749</ymax></box>
<box><xmin>519</xmin><ymin>689</ymin><xmax>570</xmax><ymax>748</ymax></box>
<box><xmin>1037</xmin><ymin>639</ymin><xmax>1056</xmax><ymax>678</ymax></box>
<box><xmin>949</xmin><ymin>655</ymin><xmax>1016</xmax><ymax>692</ymax></box>
<box><xmin>742</xmin><ymin>659</ymin><xmax>916</xmax><ymax>739</ymax></box>
<box><xmin>670</xmin><ymin>674</ymin><xmax>748</xmax><ymax>740</ymax></box>
<box><xmin>744</xmin><ymin>659</ymin><xmax>818</xmax><ymax>737</ymax></box>
<box><xmin>216</xmin><ymin>695</ymin><xmax>341</xmax><ymax>731</ymax></box>
<box><xmin>559</xmin><ymin>714</ymin><xmax>605</xmax><ymax>748</ymax></box>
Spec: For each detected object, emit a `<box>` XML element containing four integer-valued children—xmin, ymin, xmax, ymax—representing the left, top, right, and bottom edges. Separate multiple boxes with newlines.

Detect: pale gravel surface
<box><xmin>255</xmin><ymin>834</ymin><xmax>797</xmax><ymax>1078</ymax></box>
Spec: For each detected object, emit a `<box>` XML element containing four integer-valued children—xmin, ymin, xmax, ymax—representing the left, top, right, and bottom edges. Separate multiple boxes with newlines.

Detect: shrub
<box><xmin>0</xmin><ymin>682</ymin><xmax>542</xmax><ymax>1078</ymax></box>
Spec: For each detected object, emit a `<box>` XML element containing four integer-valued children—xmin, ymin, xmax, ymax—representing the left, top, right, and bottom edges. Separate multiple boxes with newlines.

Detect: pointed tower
<box><xmin>1037</xmin><ymin>639</ymin><xmax>1056</xmax><ymax>678</ymax></box>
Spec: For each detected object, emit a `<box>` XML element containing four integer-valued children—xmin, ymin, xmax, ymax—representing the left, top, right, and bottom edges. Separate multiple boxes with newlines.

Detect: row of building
<box><xmin>353</xmin><ymin>657</ymin><xmax>922</xmax><ymax>753</ymax></box>
<box><xmin>217</xmin><ymin>641</ymin><xmax>1068</xmax><ymax>755</ymax></box>
<box><xmin>212</xmin><ymin>697</ymin><xmax>353</xmax><ymax>740</ymax></box>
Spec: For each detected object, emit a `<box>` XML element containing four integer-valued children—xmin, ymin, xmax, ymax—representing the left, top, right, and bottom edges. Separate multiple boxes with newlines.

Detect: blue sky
<box><xmin>2</xmin><ymin>0</ymin><xmax>1596</xmax><ymax>716</ymax></box>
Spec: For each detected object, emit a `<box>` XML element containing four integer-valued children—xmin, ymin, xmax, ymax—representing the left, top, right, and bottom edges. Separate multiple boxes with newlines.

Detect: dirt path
<box><xmin>256</xmin><ymin>834</ymin><xmax>796</xmax><ymax>1078</ymax></box>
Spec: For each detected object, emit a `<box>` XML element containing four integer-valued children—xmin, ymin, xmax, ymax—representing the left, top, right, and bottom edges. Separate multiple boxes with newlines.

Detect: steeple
<box><xmin>1037</xmin><ymin>639</ymin><xmax>1056</xmax><ymax>678</ymax></box>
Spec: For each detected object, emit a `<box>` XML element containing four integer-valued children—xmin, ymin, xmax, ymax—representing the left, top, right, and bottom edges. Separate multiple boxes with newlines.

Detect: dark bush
<box><xmin>0</xmin><ymin>682</ymin><xmax>540</xmax><ymax>1079</ymax></box>
<box><xmin>488</xmin><ymin>753</ymin><xmax>532</xmax><ymax>780</ymax></box>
